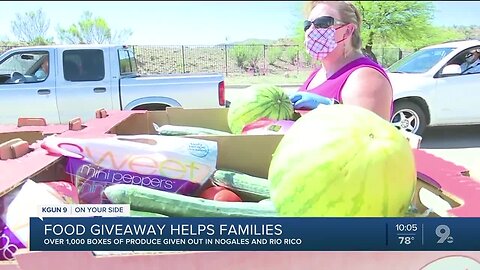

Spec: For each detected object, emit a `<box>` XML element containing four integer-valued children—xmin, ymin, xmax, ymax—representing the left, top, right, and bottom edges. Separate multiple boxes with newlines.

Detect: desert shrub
<box><xmin>230</xmin><ymin>44</ymin><xmax>263</xmax><ymax>71</ymax></box>
<box><xmin>285</xmin><ymin>46</ymin><xmax>300</xmax><ymax>65</ymax></box>
<box><xmin>267</xmin><ymin>46</ymin><xmax>283</xmax><ymax>65</ymax></box>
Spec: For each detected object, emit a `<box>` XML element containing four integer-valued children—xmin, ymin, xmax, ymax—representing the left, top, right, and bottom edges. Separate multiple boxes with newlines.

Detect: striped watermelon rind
<box><xmin>227</xmin><ymin>84</ymin><xmax>294</xmax><ymax>134</ymax></box>
<box><xmin>268</xmin><ymin>105</ymin><xmax>417</xmax><ymax>217</ymax></box>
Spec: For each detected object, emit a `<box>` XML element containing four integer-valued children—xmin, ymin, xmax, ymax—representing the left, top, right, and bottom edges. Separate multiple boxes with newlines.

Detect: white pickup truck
<box><xmin>0</xmin><ymin>44</ymin><xmax>225</xmax><ymax>124</ymax></box>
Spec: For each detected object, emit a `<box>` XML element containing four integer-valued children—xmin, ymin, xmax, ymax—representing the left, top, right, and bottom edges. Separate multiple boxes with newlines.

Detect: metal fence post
<box><xmin>263</xmin><ymin>45</ymin><xmax>267</xmax><ymax>75</ymax></box>
<box><xmin>224</xmin><ymin>44</ymin><xmax>228</xmax><ymax>76</ymax></box>
<box><xmin>131</xmin><ymin>45</ymin><xmax>138</xmax><ymax>69</ymax></box>
<box><xmin>296</xmin><ymin>48</ymin><xmax>300</xmax><ymax>74</ymax></box>
<box><xmin>181</xmin><ymin>45</ymin><xmax>186</xmax><ymax>73</ymax></box>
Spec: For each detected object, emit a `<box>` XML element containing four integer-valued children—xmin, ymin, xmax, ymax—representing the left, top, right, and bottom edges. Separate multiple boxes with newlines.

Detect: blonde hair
<box><xmin>305</xmin><ymin>1</ymin><xmax>362</xmax><ymax>50</ymax></box>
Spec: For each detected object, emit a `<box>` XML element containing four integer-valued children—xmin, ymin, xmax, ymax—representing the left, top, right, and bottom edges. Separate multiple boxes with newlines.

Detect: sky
<box><xmin>1</xmin><ymin>1</ymin><xmax>478</xmax><ymax>45</ymax></box>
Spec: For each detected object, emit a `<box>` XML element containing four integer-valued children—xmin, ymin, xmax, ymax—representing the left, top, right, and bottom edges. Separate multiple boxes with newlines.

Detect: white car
<box><xmin>388</xmin><ymin>40</ymin><xmax>480</xmax><ymax>135</ymax></box>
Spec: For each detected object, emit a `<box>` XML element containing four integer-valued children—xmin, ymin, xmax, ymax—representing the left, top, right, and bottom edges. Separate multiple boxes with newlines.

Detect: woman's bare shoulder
<box><xmin>342</xmin><ymin>66</ymin><xmax>392</xmax><ymax>99</ymax></box>
<box><xmin>341</xmin><ymin>66</ymin><xmax>393</xmax><ymax>120</ymax></box>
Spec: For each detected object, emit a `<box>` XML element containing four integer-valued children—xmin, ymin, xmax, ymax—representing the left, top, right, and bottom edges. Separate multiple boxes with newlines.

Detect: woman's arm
<box><xmin>341</xmin><ymin>67</ymin><xmax>393</xmax><ymax>121</ymax></box>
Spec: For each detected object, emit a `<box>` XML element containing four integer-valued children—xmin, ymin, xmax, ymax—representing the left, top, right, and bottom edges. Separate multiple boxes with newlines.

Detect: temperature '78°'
<box><xmin>398</xmin><ymin>236</ymin><xmax>414</xmax><ymax>245</ymax></box>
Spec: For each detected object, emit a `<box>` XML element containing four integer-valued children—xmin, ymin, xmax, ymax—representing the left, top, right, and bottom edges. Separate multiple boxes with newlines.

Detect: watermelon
<box><xmin>227</xmin><ymin>84</ymin><xmax>294</xmax><ymax>134</ymax></box>
<box><xmin>268</xmin><ymin>105</ymin><xmax>417</xmax><ymax>217</ymax></box>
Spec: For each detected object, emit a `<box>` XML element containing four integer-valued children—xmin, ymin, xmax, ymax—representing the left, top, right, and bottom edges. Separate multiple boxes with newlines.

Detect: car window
<box><xmin>0</xmin><ymin>51</ymin><xmax>49</xmax><ymax>84</ymax></box>
<box><xmin>448</xmin><ymin>46</ymin><xmax>480</xmax><ymax>76</ymax></box>
<box><xmin>388</xmin><ymin>47</ymin><xmax>454</xmax><ymax>74</ymax></box>
<box><xmin>63</xmin><ymin>49</ymin><xmax>105</xmax><ymax>82</ymax></box>
<box><xmin>118</xmin><ymin>49</ymin><xmax>131</xmax><ymax>74</ymax></box>
<box><xmin>118</xmin><ymin>48</ymin><xmax>138</xmax><ymax>75</ymax></box>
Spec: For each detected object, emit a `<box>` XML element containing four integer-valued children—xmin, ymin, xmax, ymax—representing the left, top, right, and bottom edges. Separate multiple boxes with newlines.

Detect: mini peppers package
<box><xmin>41</xmin><ymin>135</ymin><xmax>218</xmax><ymax>204</ymax></box>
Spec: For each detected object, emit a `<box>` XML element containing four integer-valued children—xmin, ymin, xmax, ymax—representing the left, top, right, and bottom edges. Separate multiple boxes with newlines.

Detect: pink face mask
<box><xmin>305</xmin><ymin>27</ymin><xmax>338</xmax><ymax>60</ymax></box>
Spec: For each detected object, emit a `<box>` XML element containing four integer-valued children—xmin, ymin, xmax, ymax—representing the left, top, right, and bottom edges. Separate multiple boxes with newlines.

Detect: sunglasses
<box><xmin>304</xmin><ymin>16</ymin><xmax>344</xmax><ymax>32</ymax></box>
<box><xmin>466</xmin><ymin>49</ymin><xmax>480</xmax><ymax>58</ymax></box>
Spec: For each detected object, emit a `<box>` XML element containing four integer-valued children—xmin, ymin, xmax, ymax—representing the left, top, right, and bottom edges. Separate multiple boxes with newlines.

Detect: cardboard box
<box><xmin>0</xmin><ymin>116</ymin><xmax>80</xmax><ymax>137</ymax></box>
<box><xmin>0</xmin><ymin>109</ymin><xmax>141</xmax><ymax>205</ymax></box>
<box><xmin>0</xmin><ymin>125</ymin><xmax>480</xmax><ymax>270</ymax></box>
<box><xmin>0</xmin><ymin>130</ymin><xmax>62</xmax><ymax>194</ymax></box>
<box><xmin>104</xmin><ymin>108</ymin><xmax>231</xmax><ymax>136</ymax></box>
<box><xmin>0</xmin><ymin>131</ymin><xmax>45</xmax><ymax>145</ymax></box>
<box><xmin>0</xmin><ymin>131</ymin><xmax>42</xmax><ymax>161</ymax></box>
<box><xmin>0</xmin><ymin>134</ymin><xmax>72</xmax><ymax>198</ymax></box>
<box><xmin>77</xmin><ymin>107</ymin><xmax>480</xmax><ymax>217</ymax></box>
<box><xmin>0</xmin><ymin>110</ymin><xmax>138</xmax><ymax>194</ymax></box>
<box><xmin>0</xmin><ymin>131</ymin><xmax>66</xmax><ymax>269</ymax></box>
<box><xmin>1</xmin><ymin>109</ymin><xmax>480</xmax><ymax>269</ymax></box>
<box><xmin>0</xmin><ymin>129</ymin><xmax>281</xmax><ymax>269</ymax></box>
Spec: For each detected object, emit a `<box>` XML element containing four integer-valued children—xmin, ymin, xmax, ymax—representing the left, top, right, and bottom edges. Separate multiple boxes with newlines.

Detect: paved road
<box><xmin>226</xmin><ymin>86</ymin><xmax>480</xmax><ymax>181</ymax></box>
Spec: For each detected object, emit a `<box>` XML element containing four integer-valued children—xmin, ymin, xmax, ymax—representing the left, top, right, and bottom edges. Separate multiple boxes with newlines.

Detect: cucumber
<box><xmin>211</xmin><ymin>169</ymin><xmax>271</xmax><ymax>201</ymax></box>
<box><xmin>153</xmin><ymin>124</ymin><xmax>231</xmax><ymax>136</ymax></box>
<box><xmin>104</xmin><ymin>184</ymin><xmax>277</xmax><ymax>217</ymax></box>
<box><xmin>130</xmin><ymin>210</ymin><xmax>168</xmax><ymax>218</ymax></box>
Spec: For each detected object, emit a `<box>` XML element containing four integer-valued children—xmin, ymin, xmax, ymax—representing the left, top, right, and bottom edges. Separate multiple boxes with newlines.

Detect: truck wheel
<box><xmin>391</xmin><ymin>101</ymin><xmax>427</xmax><ymax>136</ymax></box>
<box><xmin>132</xmin><ymin>104</ymin><xmax>170</xmax><ymax>111</ymax></box>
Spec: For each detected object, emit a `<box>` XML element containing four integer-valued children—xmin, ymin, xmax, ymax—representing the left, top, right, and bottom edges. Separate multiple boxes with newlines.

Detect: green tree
<box><xmin>57</xmin><ymin>11</ymin><xmax>132</xmax><ymax>44</ymax></box>
<box><xmin>353</xmin><ymin>1</ymin><xmax>435</xmax><ymax>55</ymax></box>
<box><xmin>292</xmin><ymin>24</ymin><xmax>304</xmax><ymax>47</ymax></box>
<box><xmin>10</xmin><ymin>9</ymin><xmax>54</xmax><ymax>45</ymax></box>
<box><xmin>395</xmin><ymin>25</ymin><xmax>464</xmax><ymax>50</ymax></box>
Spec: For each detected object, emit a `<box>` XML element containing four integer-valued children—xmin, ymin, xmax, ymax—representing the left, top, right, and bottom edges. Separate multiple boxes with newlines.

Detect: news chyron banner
<box><xmin>32</xmin><ymin>205</ymin><xmax>480</xmax><ymax>251</ymax></box>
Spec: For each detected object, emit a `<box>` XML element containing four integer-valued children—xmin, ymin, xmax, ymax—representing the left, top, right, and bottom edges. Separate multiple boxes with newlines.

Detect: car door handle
<box><xmin>37</xmin><ymin>89</ymin><xmax>51</xmax><ymax>95</ymax></box>
<box><xmin>93</xmin><ymin>87</ymin><xmax>106</xmax><ymax>93</ymax></box>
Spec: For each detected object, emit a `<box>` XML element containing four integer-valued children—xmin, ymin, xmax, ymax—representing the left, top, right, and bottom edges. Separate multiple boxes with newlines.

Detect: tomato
<box><xmin>199</xmin><ymin>186</ymin><xmax>227</xmax><ymax>200</ymax></box>
<box><xmin>214</xmin><ymin>189</ymin><xmax>242</xmax><ymax>202</ymax></box>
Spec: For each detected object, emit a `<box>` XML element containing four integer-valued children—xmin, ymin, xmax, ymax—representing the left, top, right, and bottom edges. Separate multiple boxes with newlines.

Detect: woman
<box><xmin>290</xmin><ymin>1</ymin><xmax>393</xmax><ymax>121</ymax></box>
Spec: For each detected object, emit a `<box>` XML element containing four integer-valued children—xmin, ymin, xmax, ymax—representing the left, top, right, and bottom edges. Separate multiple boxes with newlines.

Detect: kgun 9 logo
<box><xmin>435</xmin><ymin>225</ymin><xmax>454</xmax><ymax>244</ymax></box>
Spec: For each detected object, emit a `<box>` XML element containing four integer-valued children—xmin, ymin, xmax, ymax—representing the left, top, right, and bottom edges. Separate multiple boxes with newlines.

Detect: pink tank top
<box><xmin>299</xmin><ymin>57</ymin><xmax>393</xmax><ymax>117</ymax></box>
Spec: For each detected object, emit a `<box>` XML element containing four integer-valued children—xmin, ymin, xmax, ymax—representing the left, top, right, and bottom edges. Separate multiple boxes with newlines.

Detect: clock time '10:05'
<box><xmin>396</xmin><ymin>224</ymin><xmax>418</xmax><ymax>232</ymax></box>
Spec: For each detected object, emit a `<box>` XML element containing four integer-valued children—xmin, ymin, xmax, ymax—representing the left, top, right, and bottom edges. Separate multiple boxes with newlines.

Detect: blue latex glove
<box><xmin>289</xmin><ymin>92</ymin><xmax>336</xmax><ymax>110</ymax></box>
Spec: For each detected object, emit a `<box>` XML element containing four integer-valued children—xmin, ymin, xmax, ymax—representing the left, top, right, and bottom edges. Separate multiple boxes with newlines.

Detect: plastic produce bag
<box><xmin>0</xmin><ymin>180</ymin><xmax>68</xmax><ymax>261</ymax></box>
<box><xmin>41</xmin><ymin>181</ymin><xmax>79</xmax><ymax>204</ymax></box>
<box><xmin>41</xmin><ymin>135</ymin><xmax>218</xmax><ymax>204</ymax></box>
<box><xmin>242</xmin><ymin>118</ymin><xmax>295</xmax><ymax>135</ymax></box>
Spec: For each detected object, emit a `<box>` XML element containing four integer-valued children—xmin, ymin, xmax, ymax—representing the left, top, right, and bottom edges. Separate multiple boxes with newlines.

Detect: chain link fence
<box><xmin>1</xmin><ymin>44</ymin><xmax>414</xmax><ymax>75</ymax></box>
<box><xmin>132</xmin><ymin>44</ymin><xmax>317</xmax><ymax>75</ymax></box>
